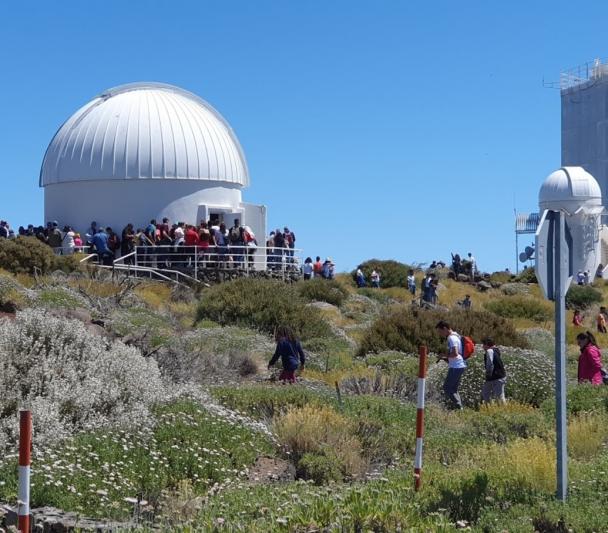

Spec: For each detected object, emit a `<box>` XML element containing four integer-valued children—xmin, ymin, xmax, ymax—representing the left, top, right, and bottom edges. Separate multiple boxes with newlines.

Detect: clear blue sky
<box><xmin>1</xmin><ymin>0</ymin><xmax>606</xmax><ymax>272</ymax></box>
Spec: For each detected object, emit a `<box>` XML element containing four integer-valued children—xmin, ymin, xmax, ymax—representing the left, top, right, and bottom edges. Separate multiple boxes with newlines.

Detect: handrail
<box><xmin>79</xmin><ymin>254</ymin><xmax>98</xmax><ymax>264</ymax></box>
<box><xmin>113</xmin><ymin>251</ymin><xmax>136</xmax><ymax>265</ymax></box>
<box><xmin>96</xmin><ymin>264</ymin><xmax>176</xmax><ymax>283</ymax></box>
<box><xmin>80</xmin><ymin>243</ymin><xmax>306</xmax><ymax>283</ymax></box>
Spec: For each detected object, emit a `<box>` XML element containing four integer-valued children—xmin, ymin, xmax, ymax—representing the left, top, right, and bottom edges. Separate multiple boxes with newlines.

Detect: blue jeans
<box><xmin>443</xmin><ymin>367</ymin><xmax>465</xmax><ymax>409</ymax></box>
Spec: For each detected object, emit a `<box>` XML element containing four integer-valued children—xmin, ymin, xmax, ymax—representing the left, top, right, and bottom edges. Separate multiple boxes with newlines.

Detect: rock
<box><xmin>477</xmin><ymin>281</ymin><xmax>492</xmax><ymax>292</ymax></box>
<box><xmin>85</xmin><ymin>323</ymin><xmax>108</xmax><ymax>338</ymax></box>
<box><xmin>307</xmin><ymin>301</ymin><xmax>338</xmax><ymax>311</ymax></box>
<box><xmin>66</xmin><ymin>308</ymin><xmax>92</xmax><ymax>324</ymax></box>
<box><xmin>50</xmin><ymin>270</ymin><xmax>68</xmax><ymax>280</ymax></box>
<box><xmin>457</xmin><ymin>274</ymin><xmax>470</xmax><ymax>282</ymax></box>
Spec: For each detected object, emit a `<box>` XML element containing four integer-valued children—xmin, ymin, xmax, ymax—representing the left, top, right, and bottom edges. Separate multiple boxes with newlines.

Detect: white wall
<box><xmin>44</xmin><ymin>179</ymin><xmax>244</xmax><ymax>234</ymax></box>
<box><xmin>242</xmin><ymin>202</ymin><xmax>268</xmax><ymax>269</ymax></box>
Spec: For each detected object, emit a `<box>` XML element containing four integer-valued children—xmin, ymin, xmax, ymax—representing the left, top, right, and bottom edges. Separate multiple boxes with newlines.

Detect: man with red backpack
<box><xmin>436</xmin><ymin>320</ymin><xmax>469</xmax><ymax>410</ymax></box>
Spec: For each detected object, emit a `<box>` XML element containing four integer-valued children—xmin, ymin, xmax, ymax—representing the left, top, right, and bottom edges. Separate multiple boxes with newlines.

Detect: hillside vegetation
<box><xmin>0</xmin><ymin>259</ymin><xmax>607</xmax><ymax>531</ymax></box>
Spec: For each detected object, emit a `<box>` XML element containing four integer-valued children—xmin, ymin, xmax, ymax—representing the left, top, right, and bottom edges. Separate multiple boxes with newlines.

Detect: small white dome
<box><xmin>40</xmin><ymin>82</ymin><xmax>249</xmax><ymax>187</ymax></box>
<box><xmin>539</xmin><ymin>166</ymin><xmax>602</xmax><ymax>213</ymax></box>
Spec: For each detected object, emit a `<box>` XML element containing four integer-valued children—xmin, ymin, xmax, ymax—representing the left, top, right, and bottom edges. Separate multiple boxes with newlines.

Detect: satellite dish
<box><xmin>520</xmin><ymin>245</ymin><xmax>535</xmax><ymax>262</ymax></box>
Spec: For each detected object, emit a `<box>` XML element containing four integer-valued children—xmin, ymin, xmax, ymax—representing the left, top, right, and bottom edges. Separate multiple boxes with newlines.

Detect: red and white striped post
<box><xmin>18</xmin><ymin>410</ymin><xmax>32</xmax><ymax>533</ymax></box>
<box><xmin>414</xmin><ymin>345</ymin><xmax>427</xmax><ymax>491</ymax></box>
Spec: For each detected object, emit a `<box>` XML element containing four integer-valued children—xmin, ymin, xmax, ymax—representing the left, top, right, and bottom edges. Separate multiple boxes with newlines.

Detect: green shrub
<box><xmin>430</xmin><ymin>472</ymin><xmax>490</xmax><ymax>524</ymax></box>
<box><xmin>36</xmin><ymin>287</ymin><xmax>88</xmax><ymax>310</ymax></box>
<box><xmin>0</xmin><ymin>399</ymin><xmax>274</xmax><ymax>519</ymax></box>
<box><xmin>297</xmin><ymin>278</ymin><xmax>349</xmax><ymax>307</ymax></box>
<box><xmin>566</xmin><ymin>284</ymin><xmax>602</xmax><ymax>310</ymax></box>
<box><xmin>352</xmin><ymin>259</ymin><xmax>411</xmax><ymax>288</ymax></box>
<box><xmin>463</xmin><ymin>402</ymin><xmax>551</xmax><ymax>443</ymax></box>
<box><xmin>196</xmin><ymin>278</ymin><xmax>332</xmax><ymax>340</ymax></box>
<box><xmin>357</xmin><ymin>307</ymin><xmax>527</xmax><ymax>357</ymax></box>
<box><xmin>297</xmin><ymin>452</ymin><xmax>344</xmax><ymax>484</ymax></box>
<box><xmin>542</xmin><ymin>383</ymin><xmax>608</xmax><ymax>417</ymax></box>
<box><xmin>521</xmin><ymin>328</ymin><xmax>554</xmax><ymax>355</ymax></box>
<box><xmin>211</xmin><ymin>385</ymin><xmax>334</xmax><ymax>419</ymax></box>
<box><xmin>489</xmin><ymin>271</ymin><xmax>513</xmax><ymax>284</ymax></box>
<box><xmin>500</xmin><ymin>282</ymin><xmax>530</xmax><ymax>296</ymax></box>
<box><xmin>54</xmin><ymin>253</ymin><xmax>85</xmax><ymax>273</ymax></box>
<box><xmin>0</xmin><ymin>236</ymin><xmax>56</xmax><ymax>274</ymax></box>
<box><xmin>514</xmin><ymin>267</ymin><xmax>537</xmax><ymax>283</ymax></box>
<box><xmin>357</xmin><ymin>287</ymin><xmax>392</xmax><ymax>304</ymax></box>
<box><xmin>427</xmin><ymin>346</ymin><xmax>554</xmax><ymax>407</ymax></box>
<box><xmin>484</xmin><ymin>296</ymin><xmax>551</xmax><ymax>322</ymax></box>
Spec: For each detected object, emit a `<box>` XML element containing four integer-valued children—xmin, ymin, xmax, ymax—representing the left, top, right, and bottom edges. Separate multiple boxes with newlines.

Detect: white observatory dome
<box><xmin>539</xmin><ymin>166</ymin><xmax>603</xmax><ymax>214</ymax></box>
<box><xmin>40</xmin><ymin>82</ymin><xmax>249</xmax><ymax>186</ymax></box>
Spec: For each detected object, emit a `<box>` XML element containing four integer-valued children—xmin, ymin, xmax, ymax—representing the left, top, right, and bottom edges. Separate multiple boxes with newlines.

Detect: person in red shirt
<box><xmin>313</xmin><ymin>256</ymin><xmax>323</xmax><ymax>278</ymax></box>
<box><xmin>184</xmin><ymin>225</ymin><xmax>200</xmax><ymax>246</ymax></box>
<box><xmin>576</xmin><ymin>331</ymin><xmax>604</xmax><ymax>385</ymax></box>
<box><xmin>573</xmin><ymin>309</ymin><xmax>583</xmax><ymax>327</ymax></box>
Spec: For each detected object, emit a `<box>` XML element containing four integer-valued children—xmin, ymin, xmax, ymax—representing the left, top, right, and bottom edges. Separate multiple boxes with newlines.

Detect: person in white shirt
<box><xmin>436</xmin><ymin>320</ymin><xmax>467</xmax><ymax>410</ymax></box>
<box><xmin>173</xmin><ymin>223</ymin><xmax>185</xmax><ymax>246</ymax></box>
<box><xmin>407</xmin><ymin>269</ymin><xmax>416</xmax><ymax>295</ymax></box>
<box><xmin>467</xmin><ymin>252</ymin><xmax>476</xmax><ymax>280</ymax></box>
<box><xmin>302</xmin><ymin>257</ymin><xmax>314</xmax><ymax>280</ymax></box>
<box><xmin>371</xmin><ymin>270</ymin><xmax>380</xmax><ymax>288</ymax></box>
<box><xmin>62</xmin><ymin>226</ymin><xmax>75</xmax><ymax>255</ymax></box>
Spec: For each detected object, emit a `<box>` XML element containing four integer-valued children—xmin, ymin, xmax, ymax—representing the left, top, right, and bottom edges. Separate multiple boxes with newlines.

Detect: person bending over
<box><xmin>268</xmin><ymin>325</ymin><xmax>306</xmax><ymax>383</ymax></box>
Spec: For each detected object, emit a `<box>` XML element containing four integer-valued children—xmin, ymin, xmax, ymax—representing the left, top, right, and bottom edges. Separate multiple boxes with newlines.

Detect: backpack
<box><xmin>487</xmin><ymin>346</ymin><xmax>506</xmax><ymax>379</ymax></box>
<box><xmin>461</xmin><ymin>335</ymin><xmax>475</xmax><ymax>359</ymax></box>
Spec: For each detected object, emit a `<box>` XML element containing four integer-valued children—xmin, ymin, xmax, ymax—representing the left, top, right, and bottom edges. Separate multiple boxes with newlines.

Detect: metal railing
<box><xmin>80</xmin><ymin>244</ymin><xmax>303</xmax><ymax>282</ymax></box>
<box><xmin>544</xmin><ymin>58</ymin><xmax>608</xmax><ymax>91</ymax></box>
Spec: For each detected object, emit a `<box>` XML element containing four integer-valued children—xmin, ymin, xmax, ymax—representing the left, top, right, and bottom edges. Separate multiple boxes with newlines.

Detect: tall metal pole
<box><xmin>554</xmin><ymin>211</ymin><xmax>568</xmax><ymax>501</ymax></box>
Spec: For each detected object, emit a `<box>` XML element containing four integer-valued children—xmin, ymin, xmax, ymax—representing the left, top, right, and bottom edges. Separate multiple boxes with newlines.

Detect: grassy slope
<box><xmin>1</xmin><ymin>269</ymin><xmax>608</xmax><ymax>531</ymax></box>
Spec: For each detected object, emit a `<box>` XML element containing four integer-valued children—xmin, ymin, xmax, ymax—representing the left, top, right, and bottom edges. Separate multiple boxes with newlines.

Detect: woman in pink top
<box><xmin>576</xmin><ymin>331</ymin><xmax>604</xmax><ymax>385</ymax></box>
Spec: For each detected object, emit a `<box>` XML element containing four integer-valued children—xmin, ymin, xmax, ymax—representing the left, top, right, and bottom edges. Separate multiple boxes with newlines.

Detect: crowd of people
<box><xmin>0</xmin><ymin>217</ymin><xmax>304</xmax><ymax>271</ymax></box>
<box><xmin>302</xmin><ymin>257</ymin><xmax>336</xmax><ymax>280</ymax></box>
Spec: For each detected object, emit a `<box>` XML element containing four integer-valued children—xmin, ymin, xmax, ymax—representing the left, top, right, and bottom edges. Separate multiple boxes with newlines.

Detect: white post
<box><xmin>18</xmin><ymin>410</ymin><xmax>31</xmax><ymax>532</ymax></box>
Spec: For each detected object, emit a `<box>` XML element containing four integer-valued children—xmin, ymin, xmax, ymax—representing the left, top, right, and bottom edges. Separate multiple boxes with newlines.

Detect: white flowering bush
<box><xmin>427</xmin><ymin>346</ymin><xmax>555</xmax><ymax>407</ymax></box>
<box><xmin>0</xmin><ymin>308</ymin><xmax>166</xmax><ymax>451</ymax></box>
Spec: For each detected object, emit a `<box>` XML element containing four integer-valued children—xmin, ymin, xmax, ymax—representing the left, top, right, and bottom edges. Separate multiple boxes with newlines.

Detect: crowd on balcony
<box><xmin>0</xmin><ymin>218</ymin><xmax>300</xmax><ymax>271</ymax></box>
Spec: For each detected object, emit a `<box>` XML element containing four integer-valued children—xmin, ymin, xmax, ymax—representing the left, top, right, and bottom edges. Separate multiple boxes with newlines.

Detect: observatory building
<box><xmin>560</xmin><ymin>60</ymin><xmax>608</xmax><ymax>264</ymax></box>
<box><xmin>40</xmin><ymin>82</ymin><xmax>266</xmax><ymax>245</ymax></box>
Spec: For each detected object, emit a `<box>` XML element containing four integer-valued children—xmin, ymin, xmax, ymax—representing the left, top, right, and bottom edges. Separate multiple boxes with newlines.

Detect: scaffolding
<box><xmin>544</xmin><ymin>58</ymin><xmax>608</xmax><ymax>91</ymax></box>
<box><xmin>515</xmin><ymin>212</ymin><xmax>540</xmax><ymax>273</ymax></box>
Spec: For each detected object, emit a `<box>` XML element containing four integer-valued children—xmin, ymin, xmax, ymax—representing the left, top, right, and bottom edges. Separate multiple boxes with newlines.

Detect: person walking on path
<box><xmin>436</xmin><ymin>320</ymin><xmax>467</xmax><ymax>410</ymax></box>
<box><xmin>481</xmin><ymin>338</ymin><xmax>506</xmax><ymax>404</ymax></box>
<box><xmin>576</xmin><ymin>331</ymin><xmax>604</xmax><ymax>385</ymax></box>
<box><xmin>371</xmin><ymin>269</ymin><xmax>380</xmax><ymax>288</ymax></box>
<box><xmin>268</xmin><ymin>325</ymin><xmax>306</xmax><ymax>384</ymax></box>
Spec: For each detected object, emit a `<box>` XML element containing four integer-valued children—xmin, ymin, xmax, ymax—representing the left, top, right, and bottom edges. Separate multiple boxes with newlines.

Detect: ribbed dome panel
<box><xmin>40</xmin><ymin>83</ymin><xmax>249</xmax><ymax>186</ymax></box>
